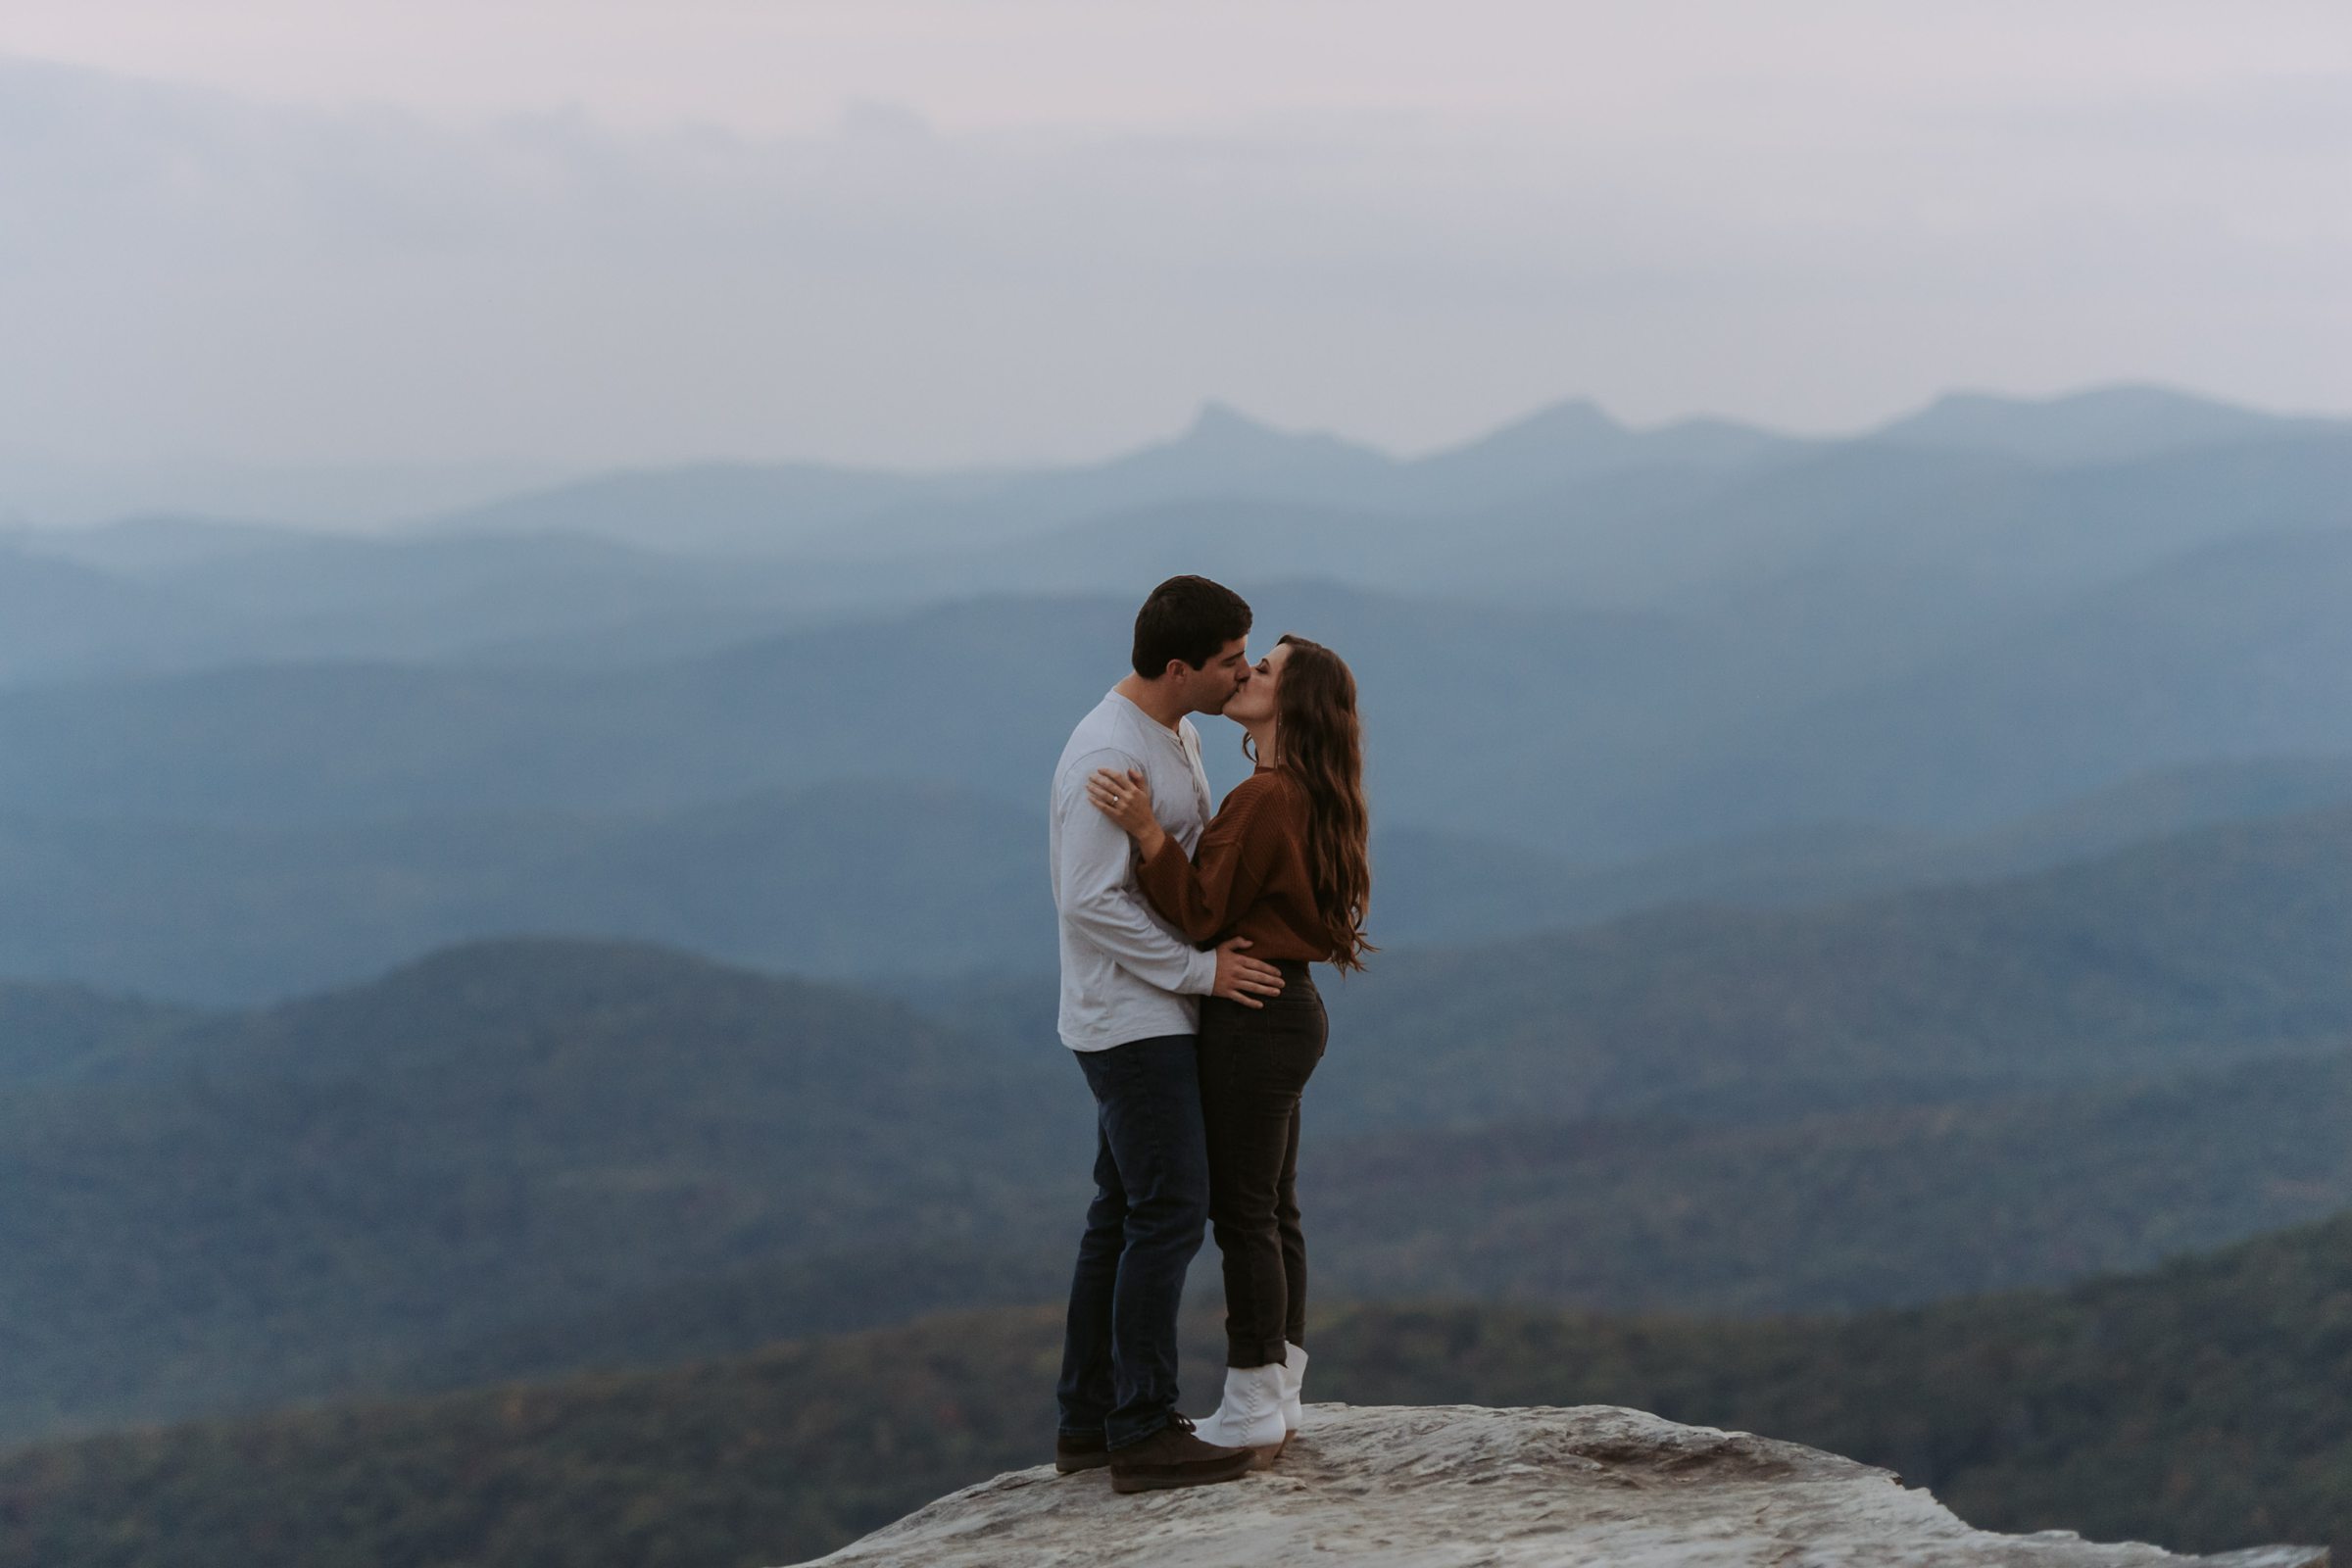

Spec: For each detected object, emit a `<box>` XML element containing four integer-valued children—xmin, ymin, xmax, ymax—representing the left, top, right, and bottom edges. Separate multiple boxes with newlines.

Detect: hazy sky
<box><xmin>5</xmin><ymin>0</ymin><xmax>2349</xmax><ymax>476</ymax></box>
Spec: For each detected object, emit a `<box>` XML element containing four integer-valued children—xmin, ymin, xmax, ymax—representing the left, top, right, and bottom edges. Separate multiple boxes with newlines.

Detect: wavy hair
<box><xmin>1253</xmin><ymin>633</ymin><xmax>1375</xmax><ymax>971</ymax></box>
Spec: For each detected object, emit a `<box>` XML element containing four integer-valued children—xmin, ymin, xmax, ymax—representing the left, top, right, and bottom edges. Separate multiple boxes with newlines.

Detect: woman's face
<box><xmin>1225</xmin><ymin>640</ymin><xmax>1292</xmax><ymax>726</ymax></box>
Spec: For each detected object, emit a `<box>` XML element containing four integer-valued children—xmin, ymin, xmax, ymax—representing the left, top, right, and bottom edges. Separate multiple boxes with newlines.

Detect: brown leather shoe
<box><xmin>1054</xmin><ymin>1429</ymin><xmax>1109</xmax><ymax>1474</ymax></box>
<box><xmin>1107</xmin><ymin>1415</ymin><xmax>1253</xmax><ymax>1494</ymax></box>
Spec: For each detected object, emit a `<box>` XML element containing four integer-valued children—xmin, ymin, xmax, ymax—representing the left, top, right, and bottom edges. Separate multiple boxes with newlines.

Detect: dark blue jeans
<box><xmin>1056</xmin><ymin>1033</ymin><xmax>1210</xmax><ymax>1450</ymax></box>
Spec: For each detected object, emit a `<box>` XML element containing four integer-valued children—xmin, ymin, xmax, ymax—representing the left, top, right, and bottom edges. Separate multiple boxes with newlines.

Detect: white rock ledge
<box><xmin>792</xmin><ymin>1403</ymin><xmax>2328</xmax><ymax>1568</ymax></box>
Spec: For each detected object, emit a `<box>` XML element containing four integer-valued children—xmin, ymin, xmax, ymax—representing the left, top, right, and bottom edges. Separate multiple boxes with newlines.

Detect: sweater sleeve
<box><xmin>1135</xmin><ymin>774</ymin><xmax>1285</xmax><ymax>945</ymax></box>
<box><xmin>1054</xmin><ymin>748</ymin><xmax>1221</xmax><ymax>997</ymax></box>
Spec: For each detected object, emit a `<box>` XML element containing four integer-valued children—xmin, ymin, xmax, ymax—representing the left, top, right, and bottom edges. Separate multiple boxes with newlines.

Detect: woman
<box><xmin>1088</xmin><ymin>632</ymin><xmax>1373</xmax><ymax>1466</ymax></box>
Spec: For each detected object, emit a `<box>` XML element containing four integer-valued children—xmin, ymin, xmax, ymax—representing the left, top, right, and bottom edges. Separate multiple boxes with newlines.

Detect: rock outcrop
<box><xmin>793</xmin><ymin>1403</ymin><xmax>2327</xmax><ymax>1567</ymax></box>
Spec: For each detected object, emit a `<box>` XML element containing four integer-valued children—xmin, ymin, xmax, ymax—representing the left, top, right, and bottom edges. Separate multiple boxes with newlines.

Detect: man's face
<box><xmin>1176</xmin><ymin>636</ymin><xmax>1251</xmax><ymax>715</ymax></box>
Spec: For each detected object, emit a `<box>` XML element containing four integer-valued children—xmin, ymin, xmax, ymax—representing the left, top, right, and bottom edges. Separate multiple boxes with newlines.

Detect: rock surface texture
<box><xmin>793</xmin><ymin>1404</ymin><xmax>2327</xmax><ymax>1568</ymax></box>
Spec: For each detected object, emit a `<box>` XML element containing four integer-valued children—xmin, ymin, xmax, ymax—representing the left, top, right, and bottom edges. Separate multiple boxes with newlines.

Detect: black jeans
<box><xmin>1199</xmin><ymin>960</ymin><xmax>1326</xmax><ymax>1369</ymax></box>
<box><xmin>1056</xmin><ymin>1034</ymin><xmax>1211</xmax><ymax>1450</ymax></box>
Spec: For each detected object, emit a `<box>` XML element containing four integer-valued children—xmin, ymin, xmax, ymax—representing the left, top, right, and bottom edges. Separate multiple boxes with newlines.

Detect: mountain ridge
<box><xmin>12</xmin><ymin>1208</ymin><xmax>2352</xmax><ymax>1567</ymax></box>
<box><xmin>10</xmin><ymin>784</ymin><xmax>2352</xmax><ymax>1439</ymax></box>
<box><xmin>1866</xmin><ymin>383</ymin><xmax>2346</xmax><ymax>465</ymax></box>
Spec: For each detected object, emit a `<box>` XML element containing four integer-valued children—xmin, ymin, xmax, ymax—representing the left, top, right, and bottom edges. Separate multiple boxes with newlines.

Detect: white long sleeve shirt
<box><xmin>1050</xmin><ymin>690</ymin><xmax>1220</xmax><ymax>1051</ymax></box>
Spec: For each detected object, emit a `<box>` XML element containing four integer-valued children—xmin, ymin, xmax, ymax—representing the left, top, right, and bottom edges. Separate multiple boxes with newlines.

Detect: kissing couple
<box><xmin>1047</xmin><ymin>574</ymin><xmax>1374</xmax><ymax>1494</ymax></box>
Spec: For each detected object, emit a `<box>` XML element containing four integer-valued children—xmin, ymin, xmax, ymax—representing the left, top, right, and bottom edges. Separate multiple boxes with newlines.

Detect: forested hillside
<box><xmin>9</xmin><ymin>794</ymin><xmax>2352</xmax><ymax>1445</ymax></box>
<box><xmin>8</xmin><ymin>1210</ymin><xmax>2347</xmax><ymax>1568</ymax></box>
<box><xmin>1316</xmin><ymin>800</ymin><xmax>2352</xmax><ymax>1127</ymax></box>
<box><xmin>0</xmin><ymin>941</ymin><xmax>1072</xmax><ymax>1442</ymax></box>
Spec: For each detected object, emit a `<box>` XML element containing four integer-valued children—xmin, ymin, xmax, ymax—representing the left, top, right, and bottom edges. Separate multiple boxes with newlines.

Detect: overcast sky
<box><xmin>4</xmin><ymin>0</ymin><xmax>2349</xmax><ymax>479</ymax></box>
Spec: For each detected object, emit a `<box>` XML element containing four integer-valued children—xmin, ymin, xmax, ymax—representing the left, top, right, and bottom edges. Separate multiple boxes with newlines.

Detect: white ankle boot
<box><xmin>1191</xmin><ymin>1363</ymin><xmax>1289</xmax><ymax>1465</ymax></box>
<box><xmin>1279</xmin><ymin>1342</ymin><xmax>1308</xmax><ymax>1433</ymax></box>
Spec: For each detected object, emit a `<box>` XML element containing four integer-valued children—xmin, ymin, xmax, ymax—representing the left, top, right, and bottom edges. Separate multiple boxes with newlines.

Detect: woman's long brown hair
<box><xmin>1260</xmin><ymin>633</ymin><xmax>1375</xmax><ymax>971</ymax></box>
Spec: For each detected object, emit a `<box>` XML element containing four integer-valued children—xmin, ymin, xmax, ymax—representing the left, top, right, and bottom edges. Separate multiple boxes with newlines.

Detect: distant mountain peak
<box><xmin>1404</xmin><ymin>396</ymin><xmax>1788</xmax><ymax>496</ymax></box>
<box><xmin>1100</xmin><ymin>400</ymin><xmax>1394</xmax><ymax>483</ymax></box>
<box><xmin>1495</xmin><ymin>395</ymin><xmax>1627</xmax><ymax>441</ymax></box>
<box><xmin>1922</xmin><ymin>383</ymin><xmax>2233</xmax><ymax>415</ymax></box>
<box><xmin>1171</xmin><ymin>400</ymin><xmax>1327</xmax><ymax>455</ymax></box>
<box><xmin>1183</xmin><ymin>399</ymin><xmax>1266</xmax><ymax>436</ymax></box>
<box><xmin>1411</xmin><ymin>397</ymin><xmax>1625</xmax><ymax>469</ymax></box>
<box><xmin>1868</xmin><ymin>383</ymin><xmax>2314</xmax><ymax>465</ymax></box>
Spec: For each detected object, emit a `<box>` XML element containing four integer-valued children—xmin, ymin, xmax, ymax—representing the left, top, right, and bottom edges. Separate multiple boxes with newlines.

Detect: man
<box><xmin>1049</xmin><ymin>574</ymin><xmax>1288</xmax><ymax>1494</ymax></box>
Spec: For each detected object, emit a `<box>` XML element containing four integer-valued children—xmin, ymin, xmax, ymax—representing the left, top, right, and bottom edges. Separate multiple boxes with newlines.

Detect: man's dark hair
<box><xmin>1131</xmin><ymin>574</ymin><xmax>1252</xmax><ymax>678</ymax></box>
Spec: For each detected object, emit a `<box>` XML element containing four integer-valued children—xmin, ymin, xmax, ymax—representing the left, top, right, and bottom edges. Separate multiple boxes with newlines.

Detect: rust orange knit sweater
<box><xmin>1136</xmin><ymin>764</ymin><xmax>1337</xmax><ymax>963</ymax></box>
